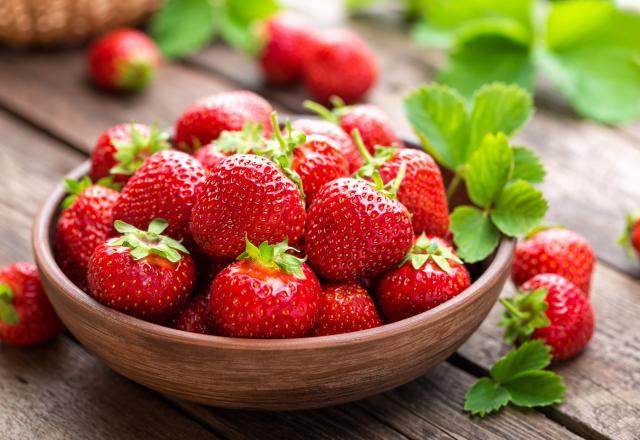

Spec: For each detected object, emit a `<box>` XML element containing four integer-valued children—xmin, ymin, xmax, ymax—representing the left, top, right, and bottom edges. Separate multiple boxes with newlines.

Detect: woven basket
<box><xmin>0</xmin><ymin>0</ymin><xmax>161</xmax><ymax>47</ymax></box>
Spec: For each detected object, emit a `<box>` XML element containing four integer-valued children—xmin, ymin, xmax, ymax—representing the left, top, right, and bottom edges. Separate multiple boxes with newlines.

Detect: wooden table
<box><xmin>1</xmin><ymin>2</ymin><xmax>639</xmax><ymax>439</ymax></box>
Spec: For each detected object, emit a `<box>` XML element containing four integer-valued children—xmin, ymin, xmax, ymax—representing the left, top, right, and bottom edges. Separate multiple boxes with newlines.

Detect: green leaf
<box><xmin>502</xmin><ymin>370</ymin><xmax>566</xmax><ymax>408</ymax></box>
<box><xmin>464</xmin><ymin>377</ymin><xmax>511</xmax><ymax>417</ymax></box>
<box><xmin>150</xmin><ymin>0</ymin><xmax>217</xmax><ymax>59</ymax></box>
<box><xmin>465</xmin><ymin>133</ymin><xmax>513</xmax><ymax>207</ymax></box>
<box><xmin>511</xmin><ymin>146</ymin><xmax>545</xmax><ymax>184</ymax></box>
<box><xmin>545</xmin><ymin>0</ymin><xmax>615</xmax><ymax>52</ymax></box>
<box><xmin>226</xmin><ymin>0</ymin><xmax>279</xmax><ymax>24</ymax></box>
<box><xmin>491</xmin><ymin>180</ymin><xmax>548</xmax><ymax>236</ymax></box>
<box><xmin>403</xmin><ymin>83</ymin><xmax>468</xmax><ymax>170</ymax></box>
<box><xmin>424</xmin><ymin>0</ymin><xmax>534</xmax><ymax>32</ymax></box>
<box><xmin>411</xmin><ymin>21</ymin><xmax>456</xmax><ymax>49</ymax></box>
<box><xmin>450</xmin><ymin>206</ymin><xmax>500</xmax><ymax>263</ymax></box>
<box><xmin>490</xmin><ymin>340</ymin><xmax>551</xmax><ymax>383</ymax></box>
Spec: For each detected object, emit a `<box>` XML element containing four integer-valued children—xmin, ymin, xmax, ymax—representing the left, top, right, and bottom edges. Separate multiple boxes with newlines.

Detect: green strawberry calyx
<box><xmin>0</xmin><ymin>282</ymin><xmax>19</xmax><ymax>326</ymax></box>
<box><xmin>617</xmin><ymin>209</ymin><xmax>640</xmax><ymax>260</ymax></box>
<box><xmin>212</xmin><ymin>122</ymin><xmax>267</xmax><ymax>154</ymax></box>
<box><xmin>116</xmin><ymin>57</ymin><xmax>157</xmax><ymax>91</ymax></box>
<box><xmin>351</xmin><ymin>128</ymin><xmax>397</xmax><ymax>179</ymax></box>
<box><xmin>109</xmin><ymin>219</ymin><xmax>189</xmax><ymax>263</ymax></box>
<box><xmin>499</xmin><ymin>287</ymin><xmax>551</xmax><ymax>345</ymax></box>
<box><xmin>238</xmin><ymin>237</ymin><xmax>306</xmax><ymax>279</ymax></box>
<box><xmin>110</xmin><ymin>123</ymin><xmax>170</xmax><ymax>176</ymax></box>
<box><xmin>62</xmin><ymin>176</ymin><xmax>121</xmax><ymax>210</ymax></box>
<box><xmin>400</xmin><ymin>233</ymin><xmax>462</xmax><ymax>273</ymax></box>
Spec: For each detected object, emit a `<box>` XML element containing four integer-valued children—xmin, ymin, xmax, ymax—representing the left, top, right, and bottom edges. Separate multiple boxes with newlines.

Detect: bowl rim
<box><xmin>33</xmin><ymin>161</ymin><xmax>515</xmax><ymax>352</ymax></box>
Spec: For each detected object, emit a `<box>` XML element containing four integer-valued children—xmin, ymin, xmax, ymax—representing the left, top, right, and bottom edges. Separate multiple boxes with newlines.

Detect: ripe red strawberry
<box><xmin>501</xmin><ymin>273</ymin><xmax>595</xmax><ymax>361</ymax></box>
<box><xmin>193</xmin><ymin>144</ymin><xmax>227</xmax><ymax>172</ymax></box>
<box><xmin>512</xmin><ymin>227</ymin><xmax>595</xmax><ymax>295</ymax></box>
<box><xmin>112</xmin><ymin>149</ymin><xmax>206</xmax><ymax>242</ymax></box>
<box><xmin>0</xmin><ymin>262</ymin><xmax>64</xmax><ymax>347</ymax></box>
<box><xmin>174</xmin><ymin>91</ymin><xmax>273</xmax><ymax>152</ymax></box>
<box><xmin>88</xmin><ymin>219</ymin><xmax>196</xmax><ymax>324</ymax></box>
<box><xmin>55</xmin><ymin>177</ymin><xmax>119</xmax><ymax>291</ymax></box>
<box><xmin>291</xmin><ymin>118</ymin><xmax>362</xmax><ymax>173</ymax></box>
<box><xmin>172</xmin><ymin>288</ymin><xmax>215</xmax><ymax>335</ymax></box>
<box><xmin>314</xmin><ymin>282</ymin><xmax>383</xmax><ymax>336</ymax></box>
<box><xmin>258</xmin><ymin>13</ymin><xmax>316</xmax><ymax>86</ymax></box>
<box><xmin>88</xmin><ymin>28</ymin><xmax>161</xmax><ymax>91</ymax></box>
<box><xmin>618</xmin><ymin>210</ymin><xmax>640</xmax><ymax>262</ymax></box>
<box><xmin>89</xmin><ymin>123</ymin><xmax>170</xmax><ymax>183</ymax></box>
<box><xmin>190</xmin><ymin>154</ymin><xmax>306</xmax><ymax>260</ymax></box>
<box><xmin>377</xmin><ymin>234</ymin><xmax>470</xmax><ymax>322</ymax></box>
<box><xmin>302</xmin><ymin>29</ymin><xmax>377</xmax><ymax>104</ymax></box>
<box><xmin>210</xmin><ymin>239</ymin><xmax>322</xmax><ymax>338</ymax></box>
<box><xmin>305</xmin><ymin>176</ymin><xmax>413</xmax><ymax>280</ymax></box>
<box><xmin>353</xmin><ymin>130</ymin><xmax>449</xmax><ymax>236</ymax></box>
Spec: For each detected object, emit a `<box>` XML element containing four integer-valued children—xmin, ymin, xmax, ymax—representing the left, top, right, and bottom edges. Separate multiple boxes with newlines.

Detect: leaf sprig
<box><xmin>238</xmin><ymin>238</ymin><xmax>306</xmax><ymax>279</ymax></box>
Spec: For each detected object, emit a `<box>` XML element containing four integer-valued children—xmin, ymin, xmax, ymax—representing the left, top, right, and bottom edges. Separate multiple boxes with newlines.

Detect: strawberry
<box><xmin>353</xmin><ymin>130</ymin><xmax>449</xmax><ymax>236</ymax></box>
<box><xmin>314</xmin><ymin>282</ymin><xmax>382</xmax><ymax>336</ymax></box>
<box><xmin>377</xmin><ymin>233</ymin><xmax>470</xmax><ymax>322</ymax></box>
<box><xmin>190</xmin><ymin>154</ymin><xmax>306</xmax><ymax>260</ymax></box>
<box><xmin>290</xmin><ymin>118</ymin><xmax>362</xmax><ymax>173</ymax></box>
<box><xmin>512</xmin><ymin>227</ymin><xmax>595</xmax><ymax>295</ymax></box>
<box><xmin>304</xmin><ymin>175</ymin><xmax>413</xmax><ymax>280</ymax></box>
<box><xmin>193</xmin><ymin>144</ymin><xmax>227</xmax><ymax>172</ymax></box>
<box><xmin>258</xmin><ymin>13</ymin><xmax>316</xmax><ymax>86</ymax></box>
<box><xmin>88</xmin><ymin>219</ymin><xmax>195</xmax><ymax>324</ymax></box>
<box><xmin>174</xmin><ymin>91</ymin><xmax>273</xmax><ymax>152</ymax></box>
<box><xmin>209</xmin><ymin>239</ymin><xmax>322</xmax><ymax>338</ymax></box>
<box><xmin>618</xmin><ymin>210</ymin><xmax>640</xmax><ymax>262</ymax></box>
<box><xmin>89</xmin><ymin>123</ymin><xmax>170</xmax><ymax>183</ymax></box>
<box><xmin>501</xmin><ymin>273</ymin><xmax>595</xmax><ymax>361</ymax></box>
<box><xmin>172</xmin><ymin>287</ymin><xmax>215</xmax><ymax>335</ymax></box>
<box><xmin>87</xmin><ymin>28</ymin><xmax>161</xmax><ymax>92</ymax></box>
<box><xmin>302</xmin><ymin>29</ymin><xmax>377</xmax><ymax>104</ymax></box>
<box><xmin>0</xmin><ymin>262</ymin><xmax>64</xmax><ymax>346</ymax></box>
<box><xmin>112</xmin><ymin>149</ymin><xmax>206</xmax><ymax>242</ymax></box>
<box><xmin>55</xmin><ymin>177</ymin><xmax>119</xmax><ymax>291</ymax></box>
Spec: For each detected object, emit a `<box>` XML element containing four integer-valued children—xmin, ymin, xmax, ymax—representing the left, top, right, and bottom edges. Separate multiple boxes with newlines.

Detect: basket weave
<box><xmin>0</xmin><ymin>0</ymin><xmax>161</xmax><ymax>47</ymax></box>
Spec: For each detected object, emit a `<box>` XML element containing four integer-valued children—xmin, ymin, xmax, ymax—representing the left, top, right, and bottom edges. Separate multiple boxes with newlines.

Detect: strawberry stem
<box><xmin>446</xmin><ymin>173</ymin><xmax>462</xmax><ymax>202</ymax></box>
<box><xmin>351</xmin><ymin>129</ymin><xmax>374</xmax><ymax>163</ymax></box>
<box><xmin>303</xmin><ymin>100</ymin><xmax>340</xmax><ymax>124</ymax></box>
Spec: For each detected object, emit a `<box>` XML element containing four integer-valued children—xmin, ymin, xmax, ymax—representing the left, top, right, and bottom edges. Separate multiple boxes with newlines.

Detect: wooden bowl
<box><xmin>32</xmin><ymin>141</ymin><xmax>515</xmax><ymax>410</ymax></box>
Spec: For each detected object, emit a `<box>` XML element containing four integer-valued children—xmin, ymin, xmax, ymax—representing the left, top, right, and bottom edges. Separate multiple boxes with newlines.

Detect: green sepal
<box><xmin>499</xmin><ymin>287</ymin><xmax>551</xmax><ymax>345</ymax></box>
<box><xmin>110</xmin><ymin>124</ymin><xmax>170</xmax><ymax>176</ymax></box>
<box><xmin>62</xmin><ymin>176</ymin><xmax>93</xmax><ymax>209</ymax></box>
<box><xmin>368</xmin><ymin>167</ymin><xmax>405</xmax><ymax>200</ymax></box>
<box><xmin>237</xmin><ymin>237</ymin><xmax>306</xmax><ymax>279</ymax></box>
<box><xmin>303</xmin><ymin>99</ymin><xmax>341</xmax><ymax>125</ymax></box>
<box><xmin>94</xmin><ymin>176</ymin><xmax>123</xmax><ymax>192</ymax></box>
<box><xmin>109</xmin><ymin>219</ymin><xmax>189</xmax><ymax>263</ymax></box>
<box><xmin>351</xmin><ymin>129</ymin><xmax>397</xmax><ymax>179</ymax></box>
<box><xmin>400</xmin><ymin>232</ymin><xmax>462</xmax><ymax>274</ymax></box>
<box><xmin>617</xmin><ymin>210</ymin><xmax>640</xmax><ymax>259</ymax></box>
<box><xmin>0</xmin><ymin>282</ymin><xmax>19</xmax><ymax>326</ymax></box>
<box><xmin>116</xmin><ymin>58</ymin><xmax>157</xmax><ymax>91</ymax></box>
<box><xmin>212</xmin><ymin>122</ymin><xmax>267</xmax><ymax>154</ymax></box>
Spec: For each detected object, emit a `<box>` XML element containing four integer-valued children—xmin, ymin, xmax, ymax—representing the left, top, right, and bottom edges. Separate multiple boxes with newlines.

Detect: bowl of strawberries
<box><xmin>32</xmin><ymin>90</ymin><xmax>515</xmax><ymax>410</ymax></box>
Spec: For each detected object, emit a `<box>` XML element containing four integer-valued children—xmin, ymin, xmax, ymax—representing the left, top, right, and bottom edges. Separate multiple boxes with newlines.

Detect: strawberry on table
<box><xmin>501</xmin><ymin>273</ymin><xmax>595</xmax><ymax>361</ymax></box>
<box><xmin>377</xmin><ymin>234</ymin><xmax>470</xmax><ymax>322</ymax></box>
<box><xmin>89</xmin><ymin>123</ymin><xmax>170</xmax><ymax>184</ymax></box>
<box><xmin>618</xmin><ymin>210</ymin><xmax>640</xmax><ymax>262</ymax></box>
<box><xmin>55</xmin><ymin>177</ymin><xmax>119</xmax><ymax>291</ymax></box>
<box><xmin>210</xmin><ymin>239</ymin><xmax>322</xmax><ymax>338</ymax></box>
<box><xmin>88</xmin><ymin>28</ymin><xmax>161</xmax><ymax>92</ymax></box>
<box><xmin>0</xmin><ymin>262</ymin><xmax>64</xmax><ymax>347</ymax></box>
<box><xmin>314</xmin><ymin>282</ymin><xmax>382</xmax><ymax>336</ymax></box>
<box><xmin>512</xmin><ymin>227</ymin><xmax>595</xmax><ymax>295</ymax></box>
<box><xmin>172</xmin><ymin>287</ymin><xmax>215</xmax><ymax>335</ymax></box>
<box><xmin>88</xmin><ymin>219</ymin><xmax>196</xmax><ymax>324</ymax></box>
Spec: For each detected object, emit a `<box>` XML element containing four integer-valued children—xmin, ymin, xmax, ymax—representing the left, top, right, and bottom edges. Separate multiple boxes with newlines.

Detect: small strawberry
<box><xmin>512</xmin><ymin>227</ymin><xmax>595</xmax><ymax>295</ymax></box>
<box><xmin>314</xmin><ymin>282</ymin><xmax>383</xmax><ymax>336</ymax></box>
<box><xmin>190</xmin><ymin>154</ymin><xmax>306</xmax><ymax>260</ymax></box>
<box><xmin>172</xmin><ymin>287</ymin><xmax>215</xmax><ymax>335</ymax></box>
<box><xmin>210</xmin><ymin>239</ymin><xmax>322</xmax><ymax>338</ymax></box>
<box><xmin>88</xmin><ymin>28</ymin><xmax>161</xmax><ymax>92</ymax></box>
<box><xmin>89</xmin><ymin>123</ymin><xmax>170</xmax><ymax>183</ymax></box>
<box><xmin>55</xmin><ymin>177</ymin><xmax>120</xmax><ymax>291</ymax></box>
<box><xmin>88</xmin><ymin>219</ymin><xmax>195</xmax><ymax>324</ymax></box>
<box><xmin>112</xmin><ymin>150</ymin><xmax>206</xmax><ymax>242</ymax></box>
<box><xmin>305</xmin><ymin>174</ymin><xmax>413</xmax><ymax>281</ymax></box>
<box><xmin>257</xmin><ymin>13</ymin><xmax>316</xmax><ymax>86</ymax></box>
<box><xmin>0</xmin><ymin>262</ymin><xmax>64</xmax><ymax>347</ymax></box>
<box><xmin>353</xmin><ymin>130</ymin><xmax>450</xmax><ymax>237</ymax></box>
<box><xmin>290</xmin><ymin>118</ymin><xmax>362</xmax><ymax>173</ymax></box>
<box><xmin>302</xmin><ymin>29</ymin><xmax>377</xmax><ymax>104</ymax></box>
<box><xmin>500</xmin><ymin>273</ymin><xmax>595</xmax><ymax>361</ymax></box>
<box><xmin>377</xmin><ymin>234</ymin><xmax>470</xmax><ymax>322</ymax></box>
<box><xmin>193</xmin><ymin>144</ymin><xmax>228</xmax><ymax>172</ymax></box>
<box><xmin>618</xmin><ymin>210</ymin><xmax>640</xmax><ymax>262</ymax></box>
<box><xmin>174</xmin><ymin>91</ymin><xmax>273</xmax><ymax>152</ymax></box>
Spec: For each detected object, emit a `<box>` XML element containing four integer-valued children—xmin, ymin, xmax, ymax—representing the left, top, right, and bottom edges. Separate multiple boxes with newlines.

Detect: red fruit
<box><xmin>502</xmin><ymin>273</ymin><xmax>595</xmax><ymax>361</ymax></box>
<box><xmin>618</xmin><ymin>210</ymin><xmax>640</xmax><ymax>262</ymax></box>
<box><xmin>210</xmin><ymin>239</ymin><xmax>322</xmax><ymax>338</ymax></box>
<box><xmin>174</xmin><ymin>91</ymin><xmax>273</xmax><ymax>152</ymax></box>
<box><xmin>172</xmin><ymin>288</ymin><xmax>215</xmax><ymax>335</ymax></box>
<box><xmin>190</xmin><ymin>154</ymin><xmax>306</xmax><ymax>260</ymax></box>
<box><xmin>303</xmin><ymin>29</ymin><xmax>377</xmax><ymax>104</ymax></box>
<box><xmin>512</xmin><ymin>227</ymin><xmax>595</xmax><ymax>295</ymax></box>
<box><xmin>305</xmin><ymin>177</ymin><xmax>413</xmax><ymax>280</ymax></box>
<box><xmin>55</xmin><ymin>177</ymin><xmax>119</xmax><ymax>291</ymax></box>
<box><xmin>88</xmin><ymin>219</ymin><xmax>196</xmax><ymax>324</ymax></box>
<box><xmin>89</xmin><ymin>123</ymin><xmax>170</xmax><ymax>183</ymax></box>
<box><xmin>193</xmin><ymin>144</ymin><xmax>228</xmax><ymax>172</ymax></box>
<box><xmin>314</xmin><ymin>282</ymin><xmax>382</xmax><ymax>336</ymax></box>
<box><xmin>291</xmin><ymin>118</ymin><xmax>362</xmax><ymax>173</ymax></box>
<box><xmin>377</xmin><ymin>234</ymin><xmax>470</xmax><ymax>322</ymax></box>
<box><xmin>0</xmin><ymin>262</ymin><xmax>64</xmax><ymax>347</ymax></box>
<box><xmin>88</xmin><ymin>28</ymin><xmax>161</xmax><ymax>91</ymax></box>
<box><xmin>112</xmin><ymin>150</ymin><xmax>206</xmax><ymax>242</ymax></box>
<box><xmin>258</xmin><ymin>13</ymin><xmax>316</xmax><ymax>86</ymax></box>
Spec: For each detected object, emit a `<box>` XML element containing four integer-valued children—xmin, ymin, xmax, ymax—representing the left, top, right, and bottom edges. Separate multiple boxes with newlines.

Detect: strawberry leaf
<box><xmin>511</xmin><ymin>146</ymin><xmax>545</xmax><ymax>185</ymax></box>
<box><xmin>490</xmin><ymin>339</ymin><xmax>551</xmax><ymax>382</ymax></box>
<box><xmin>450</xmin><ymin>206</ymin><xmax>500</xmax><ymax>263</ymax></box>
<box><xmin>464</xmin><ymin>377</ymin><xmax>510</xmax><ymax>417</ymax></box>
<box><xmin>464</xmin><ymin>133</ymin><xmax>513</xmax><ymax>207</ymax></box>
<box><xmin>502</xmin><ymin>370</ymin><xmax>566</xmax><ymax>408</ymax></box>
<box><xmin>491</xmin><ymin>180</ymin><xmax>548</xmax><ymax>236</ymax></box>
